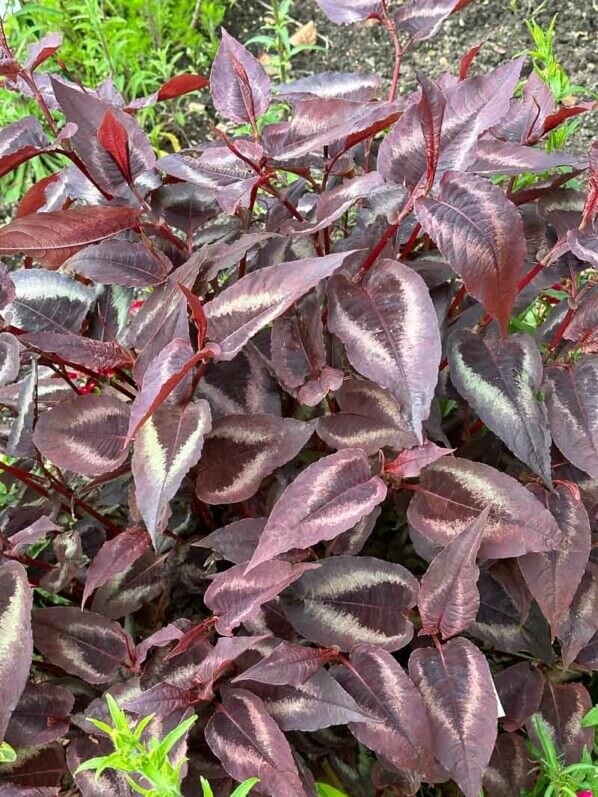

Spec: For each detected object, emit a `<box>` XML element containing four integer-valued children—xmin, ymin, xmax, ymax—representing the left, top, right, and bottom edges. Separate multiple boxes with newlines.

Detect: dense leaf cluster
<box><xmin>0</xmin><ymin>1</ymin><xmax>597</xmax><ymax>795</ymax></box>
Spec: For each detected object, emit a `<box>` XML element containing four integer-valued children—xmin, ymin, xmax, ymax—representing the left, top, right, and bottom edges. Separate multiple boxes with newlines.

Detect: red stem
<box><xmin>448</xmin><ymin>285</ymin><xmax>467</xmax><ymax>318</ymax></box>
<box><xmin>400</xmin><ymin>223</ymin><xmax>421</xmax><ymax>259</ymax></box>
<box><xmin>547</xmin><ymin>306</ymin><xmax>574</xmax><ymax>355</ymax></box>
<box><xmin>381</xmin><ymin>1</ymin><xmax>404</xmax><ymax>102</ymax></box>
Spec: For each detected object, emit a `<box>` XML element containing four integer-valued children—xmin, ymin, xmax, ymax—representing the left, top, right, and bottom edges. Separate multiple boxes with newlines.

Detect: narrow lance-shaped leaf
<box><xmin>126</xmin><ymin>337</ymin><xmax>196</xmax><ymax>445</ymax></box>
<box><xmin>32</xmin><ymin>607</ymin><xmax>133</xmax><ymax>684</ymax></box>
<box><xmin>544</xmin><ymin>358</ymin><xmax>598</xmax><ymax>479</ymax></box>
<box><xmin>210</xmin><ymin>29</ymin><xmax>271</xmax><ymax>126</ymax></box>
<box><xmin>448</xmin><ymin>330</ymin><xmax>552</xmax><ymax>485</ymax></box>
<box><xmin>419</xmin><ymin>506</ymin><xmax>490</xmax><ymax>639</ymax></box>
<box><xmin>233</xmin><ymin>641</ymin><xmax>334</xmax><ymax>686</ymax></box>
<box><xmin>0</xmin><ymin>332</ymin><xmax>19</xmax><ymax>387</ymax></box>
<box><xmin>0</xmin><ymin>207</ymin><xmax>142</xmax><ymax>268</ymax></box>
<box><xmin>415</xmin><ymin>170</ymin><xmax>526</xmax><ymax>336</ymax></box>
<box><xmin>246</xmin><ymin>449</ymin><xmax>387</xmax><ymax>572</ymax></box>
<box><xmin>409</xmin><ymin>637</ymin><xmax>498</xmax><ymax>797</ymax></box>
<box><xmin>204</xmin><ymin>560</ymin><xmax>319</xmax><ymax>635</ymax></box>
<box><xmin>98</xmin><ymin>109</ymin><xmax>132</xmax><ymax>183</ymax></box>
<box><xmin>205</xmin><ymin>688</ymin><xmax>305</xmax><ymax>797</ymax></box>
<box><xmin>20</xmin><ymin>332</ymin><xmax>131</xmax><ymax>371</ymax></box>
<box><xmin>394</xmin><ymin>0</ymin><xmax>467</xmax><ymax>40</ymax></box>
<box><xmin>280</xmin><ymin>555</ymin><xmax>418</xmax><ymax>652</ymax></box>
<box><xmin>334</xmin><ymin>644</ymin><xmax>435</xmax><ymax>777</ymax></box>
<box><xmin>385</xmin><ymin>441</ymin><xmax>454</xmax><ymax>479</ymax></box>
<box><xmin>132</xmin><ymin>400</ymin><xmax>212</xmax><ymax>545</ymax></box>
<box><xmin>34</xmin><ymin>393</ymin><xmax>130</xmax><ymax>476</ymax></box>
<box><xmin>0</xmin><ymin>561</ymin><xmax>33</xmax><ymax>741</ymax></box>
<box><xmin>519</xmin><ymin>484</ymin><xmax>591</xmax><ymax>638</ymax></box>
<box><xmin>407</xmin><ymin>457</ymin><xmax>561</xmax><ymax>558</ymax></box>
<box><xmin>245</xmin><ymin>669</ymin><xmax>372</xmax><ymax>732</ymax></box>
<box><xmin>82</xmin><ymin>527</ymin><xmax>150</xmax><ymax>609</ymax></box>
<box><xmin>195</xmin><ymin>415</ymin><xmax>315</xmax><ymax>504</ymax></box>
<box><xmin>204</xmin><ymin>251</ymin><xmax>353</xmax><ymax>361</ymax></box>
<box><xmin>558</xmin><ymin>563</ymin><xmax>598</xmax><ymax>665</ymax></box>
<box><xmin>314</xmin><ymin>0</ymin><xmax>382</xmax><ymax>24</ymax></box>
<box><xmin>328</xmin><ymin>259</ymin><xmax>441</xmax><ymax>443</ymax></box>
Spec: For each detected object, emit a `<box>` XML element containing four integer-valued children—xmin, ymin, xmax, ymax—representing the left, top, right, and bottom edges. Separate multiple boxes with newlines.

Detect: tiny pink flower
<box><xmin>577</xmin><ymin>790</ymin><xmax>592</xmax><ymax>797</ymax></box>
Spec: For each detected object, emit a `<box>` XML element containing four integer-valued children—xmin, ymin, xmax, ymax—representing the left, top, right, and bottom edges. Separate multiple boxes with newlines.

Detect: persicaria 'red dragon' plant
<box><xmin>0</xmin><ymin>0</ymin><xmax>597</xmax><ymax>795</ymax></box>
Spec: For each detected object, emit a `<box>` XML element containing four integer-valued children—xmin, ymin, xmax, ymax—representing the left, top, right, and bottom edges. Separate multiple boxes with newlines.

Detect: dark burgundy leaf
<box><xmin>418</xmin><ymin>506</ymin><xmax>489</xmax><ymax>639</ymax></box>
<box><xmin>67</xmin><ymin>737</ymin><xmax>135</xmax><ymax>796</ymax></box>
<box><xmin>5</xmin><ymin>683</ymin><xmax>74</xmax><ymax>746</ymax></box>
<box><xmin>287</xmin><ymin>172</ymin><xmax>384</xmax><ymax>235</ymax></box>
<box><xmin>469</xmin><ymin>139</ymin><xmax>586</xmax><ymax>176</ymax></box>
<box><xmin>494</xmin><ymin>662</ymin><xmax>544</xmax><ymax>733</ymax></box>
<box><xmin>122</xmin><ymin>681</ymin><xmax>189</xmax><ymax>717</ymax></box>
<box><xmin>271</xmin><ymin>289</ymin><xmax>326</xmax><ymax>390</ymax></box>
<box><xmin>558</xmin><ymin>563</ymin><xmax>598</xmax><ymax>665</ymax></box>
<box><xmin>274</xmin><ymin>98</ymin><xmax>401</xmax><ymax>161</ymax></box>
<box><xmin>195</xmin><ymin>518</ymin><xmax>266</xmax><ymax>564</ymax></box>
<box><xmin>483</xmin><ymin>732</ymin><xmax>535</xmax><ymax>797</ymax></box>
<box><xmin>317</xmin><ymin>378</ymin><xmax>417</xmax><ymax>455</ymax></box>
<box><xmin>204</xmin><ymin>560</ymin><xmax>319</xmax><ymax>635</ymax></box>
<box><xmin>328</xmin><ymin>259</ymin><xmax>441</xmax><ymax>442</ymax></box>
<box><xmin>334</xmin><ymin>644</ymin><xmax>435</xmax><ymax>777</ymax></box>
<box><xmin>21</xmin><ymin>332</ymin><xmax>131</xmax><ymax>371</ymax></box>
<box><xmin>204</xmin><ymin>251</ymin><xmax>352</xmax><ymax>361</ymax></box>
<box><xmin>529</xmin><ymin>681</ymin><xmax>593</xmax><ymax>764</ymax></box>
<box><xmin>314</xmin><ymin>0</ymin><xmax>381</xmax><ymax>23</ymax></box>
<box><xmin>65</xmin><ymin>239</ymin><xmax>169</xmax><ymax>287</ymax></box>
<box><xmin>135</xmin><ymin>624</ymin><xmax>183</xmax><ymax>666</ymax></box>
<box><xmin>52</xmin><ymin>78</ymin><xmax>155</xmax><ymax>196</ymax></box>
<box><xmin>210</xmin><ymin>29</ymin><xmax>270</xmax><ymax>126</ymax></box>
<box><xmin>408</xmin><ymin>457</ymin><xmax>560</xmax><ymax>558</ymax></box>
<box><xmin>385</xmin><ymin>441</ymin><xmax>454</xmax><ymax>478</ymax></box>
<box><xmin>127</xmin><ymin>337</ymin><xmax>199</xmax><ymax>443</ymax></box>
<box><xmin>380</xmin><ymin>59</ymin><xmax>524</xmax><ymax>187</ymax></box>
<box><xmin>0</xmin><ymin>561</ymin><xmax>33</xmax><ymax>741</ymax></box>
<box><xmin>2</xmin><ymin>268</ymin><xmax>95</xmax><ymax>334</ymax></box>
<box><xmin>277</xmin><ymin>71</ymin><xmax>381</xmax><ymax>102</ymax></box>
<box><xmin>34</xmin><ymin>393</ymin><xmax>130</xmax><ymax>476</ymax></box>
<box><xmin>0</xmin><ymin>117</ymin><xmax>51</xmax><ymax>179</ymax></box>
<box><xmin>409</xmin><ymin>637</ymin><xmax>498</xmax><ymax>797</ymax></box>
<box><xmin>90</xmin><ymin>550</ymin><xmax>166</xmax><ymax>620</ymax></box>
<box><xmin>245</xmin><ymin>669</ymin><xmax>371</xmax><ymax>732</ymax></box>
<box><xmin>195</xmin><ymin>344</ymin><xmax>281</xmax><ymax>419</ymax></box>
<box><xmin>0</xmin><ymin>744</ymin><xmax>66</xmax><ymax>788</ymax></box>
<box><xmin>0</xmin><ymin>207</ymin><xmax>142</xmax><ymax>268</ymax></box>
<box><xmin>23</xmin><ymin>32</ymin><xmax>62</xmax><ymax>71</ymax></box>
<box><xmin>205</xmin><ymin>688</ymin><xmax>305</xmax><ymax>797</ymax></box>
<box><xmin>394</xmin><ymin>0</ymin><xmax>466</xmax><ymax>40</ymax></box>
<box><xmin>32</xmin><ymin>607</ymin><xmax>133</xmax><ymax>684</ymax></box>
<box><xmin>544</xmin><ymin>358</ymin><xmax>598</xmax><ymax>478</ymax></box>
<box><xmin>132</xmin><ymin>400</ymin><xmax>212</xmax><ymax>544</ymax></box>
<box><xmin>233</xmin><ymin>641</ymin><xmax>332</xmax><ymax>686</ymax></box>
<box><xmin>470</xmin><ymin>573</ymin><xmax>554</xmax><ymax>662</ymax></box>
<box><xmin>448</xmin><ymin>330</ymin><xmax>552</xmax><ymax>484</ymax></box>
<box><xmin>247</xmin><ymin>448</ymin><xmax>387</xmax><ymax>571</ymax></box>
<box><xmin>519</xmin><ymin>484</ymin><xmax>591</xmax><ymax>637</ymax></box>
<box><xmin>328</xmin><ymin>505</ymin><xmax>381</xmax><ymax>556</ymax></box>
<box><xmin>7</xmin><ymin>516</ymin><xmax>59</xmax><ymax>553</ymax></box>
<box><xmin>564</xmin><ymin>285</ymin><xmax>598</xmax><ymax>352</ymax></box>
<box><xmin>0</xmin><ymin>332</ymin><xmax>20</xmax><ymax>386</ymax></box>
<box><xmin>195</xmin><ymin>415</ymin><xmax>314</xmax><ymax>504</ymax></box>
<box><xmin>280</xmin><ymin>555</ymin><xmax>418</xmax><ymax>651</ymax></box>
<box><xmin>415</xmin><ymin>171</ymin><xmax>526</xmax><ymax>335</ymax></box>
<box><xmin>82</xmin><ymin>527</ymin><xmax>150</xmax><ymax>608</ymax></box>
